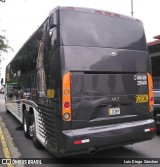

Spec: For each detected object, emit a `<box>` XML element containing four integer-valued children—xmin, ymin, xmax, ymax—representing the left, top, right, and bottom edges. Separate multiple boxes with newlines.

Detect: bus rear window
<box><xmin>60</xmin><ymin>11</ymin><xmax>147</xmax><ymax>51</ymax></box>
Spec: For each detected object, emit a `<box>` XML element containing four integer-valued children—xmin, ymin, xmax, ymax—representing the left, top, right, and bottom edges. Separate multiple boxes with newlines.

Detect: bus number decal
<box><xmin>136</xmin><ymin>95</ymin><xmax>148</xmax><ymax>103</ymax></box>
<box><xmin>47</xmin><ymin>89</ymin><xmax>55</xmax><ymax>98</ymax></box>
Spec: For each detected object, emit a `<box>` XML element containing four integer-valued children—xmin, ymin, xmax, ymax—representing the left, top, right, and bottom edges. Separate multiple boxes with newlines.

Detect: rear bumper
<box><xmin>58</xmin><ymin>119</ymin><xmax>155</xmax><ymax>156</ymax></box>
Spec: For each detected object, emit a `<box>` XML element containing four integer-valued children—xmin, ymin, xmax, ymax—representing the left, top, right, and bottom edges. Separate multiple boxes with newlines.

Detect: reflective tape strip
<box><xmin>144</xmin><ymin>129</ymin><xmax>150</xmax><ymax>132</ymax></box>
<box><xmin>82</xmin><ymin>139</ymin><xmax>90</xmax><ymax>143</ymax></box>
<box><xmin>144</xmin><ymin>128</ymin><xmax>154</xmax><ymax>132</ymax></box>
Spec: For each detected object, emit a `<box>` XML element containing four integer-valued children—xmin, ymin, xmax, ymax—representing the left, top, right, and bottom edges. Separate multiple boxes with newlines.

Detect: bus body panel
<box><xmin>71</xmin><ymin>73</ymin><xmax>149</xmax><ymax>128</ymax></box>
<box><xmin>61</xmin><ymin>46</ymin><xmax>150</xmax><ymax>73</ymax></box>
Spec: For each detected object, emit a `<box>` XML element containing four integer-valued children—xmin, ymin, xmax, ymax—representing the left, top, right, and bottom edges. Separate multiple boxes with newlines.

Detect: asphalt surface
<box><xmin>0</xmin><ymin>93</ymin><xmax>160</xmax><ymax>167</ymax></box>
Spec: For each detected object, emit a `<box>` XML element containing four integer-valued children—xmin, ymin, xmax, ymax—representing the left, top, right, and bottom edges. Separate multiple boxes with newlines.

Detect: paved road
<box><xmin>0</xmin><ymin>94</ymin><xmax>160</xmax><ymax>167</ymax></box>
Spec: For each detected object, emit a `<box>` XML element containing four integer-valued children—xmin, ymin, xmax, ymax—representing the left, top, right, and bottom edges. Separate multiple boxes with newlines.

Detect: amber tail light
<box><xmin>62</xmin><ymin>72</ymin><xmax>71</xmax><ymax>121</ymax></box>
<box><xmin>147</xmin><ymin>73</ymin><xmax>154</xmax><ymax>112</ymax></box>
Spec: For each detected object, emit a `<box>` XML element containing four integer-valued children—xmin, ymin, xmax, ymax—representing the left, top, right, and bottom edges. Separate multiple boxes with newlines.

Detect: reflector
<box><xmin>64</xmin><ymin>89</ymin><xmax>70</xmax><ymax>96</ymax></box>
<box><xmin>74</xmin><ymin>140</ymin><xmax>82</xmax><ymax>145</ymax></box>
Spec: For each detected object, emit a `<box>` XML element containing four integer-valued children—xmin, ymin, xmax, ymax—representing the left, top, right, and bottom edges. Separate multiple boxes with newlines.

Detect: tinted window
<box><xmin>60</xmin><ymin>11</ymin><xmax>147</xmax><ymax>51</ymax></box>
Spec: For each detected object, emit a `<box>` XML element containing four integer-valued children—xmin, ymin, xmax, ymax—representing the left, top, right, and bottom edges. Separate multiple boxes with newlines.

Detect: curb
<box><xmin>0</xmin><ymin>111</ymin><xmax>24</xmax><ymax>167</ymax></box>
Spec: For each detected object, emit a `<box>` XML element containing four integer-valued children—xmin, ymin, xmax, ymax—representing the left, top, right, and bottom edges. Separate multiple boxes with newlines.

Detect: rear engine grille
<box><xmin>38</xmin><ymin>104</ymin><xmax>57</xmax><ymax>152</ymax></box>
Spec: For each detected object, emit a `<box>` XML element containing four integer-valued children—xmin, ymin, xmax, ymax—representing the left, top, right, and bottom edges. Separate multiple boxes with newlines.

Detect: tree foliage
<box><xmin>0</xmin><ymin>33</ymin><xmax>12</xmax><ymax>54</ymax></box>
<box><xmin>0</xmin><ymin>0</ymin><xmax>5</xmax><ymax>3</ymax></box>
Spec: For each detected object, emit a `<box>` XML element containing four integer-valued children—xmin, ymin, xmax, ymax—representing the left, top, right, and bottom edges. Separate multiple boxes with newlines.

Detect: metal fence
<box><xmin>153</xmin><ymin>77</ymin><xmax>160</xmax><ymax>90</ymax></box>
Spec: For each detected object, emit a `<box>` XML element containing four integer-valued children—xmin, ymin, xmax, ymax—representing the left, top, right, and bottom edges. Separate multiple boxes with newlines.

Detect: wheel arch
<box><xmin>22</xmin><ymin>104</ymin><xmax>35</xmax><ymax>123</ymax></box>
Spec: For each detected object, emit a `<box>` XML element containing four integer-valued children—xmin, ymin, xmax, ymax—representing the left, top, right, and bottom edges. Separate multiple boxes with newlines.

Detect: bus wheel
<box><xmin>5</xmin><ymin>105</ymin><xmax>10</xmax><ymax>113</ymax></box>
<box><xmin>23</xmin><ymin>110</ymin><xmax>32</xmax><ymax>138</ymax></box>
<box><xmin>156</xmin><ymin>122</ymin><xmax>160</xmax><ymax>135</ymax></box>
<box><xmin>5</xmin><ymin>99</ymin><xmax>10</xmax><ymax>113</ymax></box>
<box><xmin>31</xmin><ymin>115</ymin><xmax>43</xmax><ymax>149</ymax></box>
<box><xmin>6</xmin><ymin>107</ymin><xmax>10</xmax><ymax>113</ymax></box>
<box><xmin>155</xmin><ymin>112</ymin><xmax>160</xmax><ymax>135</ymax></box>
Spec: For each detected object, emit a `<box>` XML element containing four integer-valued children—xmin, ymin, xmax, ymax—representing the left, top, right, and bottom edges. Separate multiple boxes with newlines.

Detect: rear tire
<box><xmin>157</xmin><ymin>130</ymin><xmax>160</xmax><ymax>135</ymax></box>
<box><xmin>156</xmin><ymin>122</ymin><xmax>160</xmax><ymax>135</ymax></box>
<box><xmin>5</xmin><ymin>103</ymin><xmax>10</xmax><ymax>113</ymax></box>
<box><xmin>6</xmin><ymin>108</ymin><xmax>10</xmax><ymax>113</ymax></box>
<box><xmin>31</xmin><ymin>115</ymin><xmax>43</xmax><ymax>149</ymax></box>
<box><xmin>23</xmin><ymin>110</ymin><xmax>32</xmax><ymax>138</ymax></box>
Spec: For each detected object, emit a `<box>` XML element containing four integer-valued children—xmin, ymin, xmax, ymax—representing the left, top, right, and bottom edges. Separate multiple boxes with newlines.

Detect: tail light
<box><xmin>113</xmin><ymin>14</ymin><xmax>120</xmax><ymax>17</ymax></box>
<box><xmin>66</xmin><ymin>7</ymin><xmax>74</xmax><ymax>11</ymax></box>
<box><xmin>62</xmin><ymin>72</ymin><xmax>71</xmax><ymax>121</ymax></box>
<box><xmin>95</xmin><ymin>10</ymin><xmax>102</xmax><ymax>15</ymax></box>
<box><xmin>147</xmin><ymin>73</ymin><xmax>154</xmax><ymax>112</ymax></box>
<box><xmin>105</xmin><ymin>12</ymin><xmax>111</xmax><ymax>16</ymax></box>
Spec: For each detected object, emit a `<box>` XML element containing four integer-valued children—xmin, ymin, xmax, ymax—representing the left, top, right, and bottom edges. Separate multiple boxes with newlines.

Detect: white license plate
<box><xmin>109</xmin><ymin>107</ymin><xmax>120</xmax><ymax>115</ymax></box>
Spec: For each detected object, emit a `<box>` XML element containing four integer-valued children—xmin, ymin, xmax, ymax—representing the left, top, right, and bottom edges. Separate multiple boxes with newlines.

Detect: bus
<box><xmin>5</xmin><ymin>6</ymin><xmax>155</xmax><ymax>157</ymax></box>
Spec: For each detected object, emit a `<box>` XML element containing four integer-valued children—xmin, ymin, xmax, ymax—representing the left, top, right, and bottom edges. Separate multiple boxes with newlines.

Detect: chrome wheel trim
<box><xmin>23</xmin><ymin>117</ymin><xmax>27</xmax><ymax>132</ymax></box>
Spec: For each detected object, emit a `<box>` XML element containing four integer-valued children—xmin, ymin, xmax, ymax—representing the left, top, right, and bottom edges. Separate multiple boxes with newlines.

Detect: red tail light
<box><xmin>64</xmin><ymin>102</ymin><xmax>70</xmax><ymax>109</ymax></box>
<box><xmin>150</xmin><ymin>97</ymin><xmax>154</xmax><ymax>102</ymax></box>
<box><xmin>149</xmin><ymin>128</ymin><xmax>154</xmax><ymax>132</ymax></box>
<box><xmin>74</xmin><ymin>140</ymin><xmax>82</xmax><ymax>145</ymax></box>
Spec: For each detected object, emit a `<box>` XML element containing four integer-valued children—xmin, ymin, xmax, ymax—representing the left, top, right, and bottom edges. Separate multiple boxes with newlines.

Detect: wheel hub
<box><xmin>29</xmin><ymin>122</ymin><xmax>35</xmax><ymax>137</ymax></box>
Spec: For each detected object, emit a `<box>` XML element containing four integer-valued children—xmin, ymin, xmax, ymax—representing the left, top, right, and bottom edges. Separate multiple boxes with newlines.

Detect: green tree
<box><xmin>0</xmin><ymin>33</ymin><xmax>12</xmax><ymax>53</ymax></box>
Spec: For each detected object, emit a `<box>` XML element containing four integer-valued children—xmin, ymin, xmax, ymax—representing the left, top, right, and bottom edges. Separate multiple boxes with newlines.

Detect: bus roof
<box><xmin>50</xmin><ymin>6</ymin><xmax>142</xmax><ymax>24</ymax></box>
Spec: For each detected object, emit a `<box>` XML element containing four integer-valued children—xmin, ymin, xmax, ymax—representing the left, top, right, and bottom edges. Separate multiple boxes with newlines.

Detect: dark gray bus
<box><xmin>5</xmin><ymin>6</ymin><xmax>155</xmax><ymax>157</ymax></box>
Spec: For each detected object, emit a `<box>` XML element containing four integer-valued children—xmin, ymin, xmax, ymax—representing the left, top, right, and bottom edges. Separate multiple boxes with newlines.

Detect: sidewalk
<box><xmin>0</xmin><ymin>96</ymin><xmax>21</xmax><ymax>167</ymax></box>
<box><xmin>0</xmin><ymin>97</ymin><xmax>9</xmax><ymax>166</ymax></box>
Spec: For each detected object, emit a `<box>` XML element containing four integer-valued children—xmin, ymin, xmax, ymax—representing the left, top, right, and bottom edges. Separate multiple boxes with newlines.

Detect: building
<box><xmin>148</xmin><ymin>35</ymin><xmax>160</xmax><ymax>90</ymax></box>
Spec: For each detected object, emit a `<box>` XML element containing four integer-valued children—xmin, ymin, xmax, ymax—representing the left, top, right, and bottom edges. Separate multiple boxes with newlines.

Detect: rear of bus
<box><xmin>58</xmin><ymin>7</ymin><xmax>155</xmax><ymax>156</ymax></box>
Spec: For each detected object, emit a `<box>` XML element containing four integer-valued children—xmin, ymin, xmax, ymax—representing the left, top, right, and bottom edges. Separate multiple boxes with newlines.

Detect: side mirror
<box><xmin>48</xmin><ymin>12</ymin><xmax>57</xmax><ymax>30</ymax></box>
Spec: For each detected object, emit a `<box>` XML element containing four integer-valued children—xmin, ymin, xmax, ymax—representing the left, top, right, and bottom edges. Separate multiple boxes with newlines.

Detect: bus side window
<box><xmin>49</xmin><ymin>28</ymin><xmax>57</xmax><ymax>48</ymax></box>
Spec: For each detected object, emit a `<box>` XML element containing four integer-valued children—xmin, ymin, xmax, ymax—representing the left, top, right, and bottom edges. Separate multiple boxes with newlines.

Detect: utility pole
<box><xmin>131</xmin><ymin>0</ymin><xmax>134</xmax><ymax>17</ymax></box>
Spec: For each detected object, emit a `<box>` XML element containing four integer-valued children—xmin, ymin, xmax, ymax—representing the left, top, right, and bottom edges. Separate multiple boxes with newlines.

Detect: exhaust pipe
<box><xmin>87</xmin><ymin>147</ymin><xmax>97</xmax><ymax>154</ymax></box>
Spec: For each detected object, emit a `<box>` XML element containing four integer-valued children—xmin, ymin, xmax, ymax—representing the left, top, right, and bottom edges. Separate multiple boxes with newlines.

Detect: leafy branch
<box><xmin>0</xmin><ymin>33</ymin><xmax>13</xmax><ymax>54</ymax></box>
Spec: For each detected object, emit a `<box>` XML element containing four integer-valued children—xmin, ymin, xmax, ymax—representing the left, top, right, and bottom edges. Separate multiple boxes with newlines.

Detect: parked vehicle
<box><xmin>152</xmin><ymin>78</ymin><xmax>160</xmax><ymax>134</ymax></box>
<box><xmin>148</xmin><ymin>37</ymin><xmax>160</xmax><ymax>134</ymax></box>
<box><xmin>5</xmin><ymin>6</ymin><xmax>155</xmax><ymax>157</ymax></box>
<box><xmin>0</xmin><ymin>85</ymin><xmax>5</xmax><ymax>94</ymax></box>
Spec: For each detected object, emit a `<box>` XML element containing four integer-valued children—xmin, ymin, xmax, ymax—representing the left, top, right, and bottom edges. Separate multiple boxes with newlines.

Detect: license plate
<box><xmin>109</xmin><ymin>107</ymin><xmax>120</xmax><ymax>115</ymax></box>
